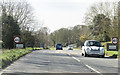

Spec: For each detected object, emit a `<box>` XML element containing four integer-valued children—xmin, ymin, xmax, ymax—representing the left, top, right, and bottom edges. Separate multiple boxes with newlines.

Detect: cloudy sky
<box><xmin>27</xmin><ymin>0</ymin><xmax>118</xmax><ymax>32</ymax></box>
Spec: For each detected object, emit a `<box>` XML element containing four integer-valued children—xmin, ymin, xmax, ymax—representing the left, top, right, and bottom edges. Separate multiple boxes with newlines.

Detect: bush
<box><xmin>80</xmin><ymin>35</ymin><xmax>89</xmax><ymax>43</ymax></box>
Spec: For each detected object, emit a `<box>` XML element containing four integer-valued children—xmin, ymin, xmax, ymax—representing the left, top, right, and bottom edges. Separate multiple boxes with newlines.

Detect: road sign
<box><xmin>40</xmin><ymin>43</ymin><xmax>44</xmax><ymax>48</ymax></box>
<box><xmin>16</xmin><ymin>44</ymin><xmax>23</xmax><ymax>48</ymax></box>
<box><xmin>14</xmin><ymin>36</ymin><xmax>20</xmax><ymax>43</ymax></box>
<box><xmin>112</xmin><ymin>37</ymin><xmax>118</xmax><ymax>45</ymax></box>
<box><xmin>107</xmin><ymin>43</ymin><xmax>118</xmax><ymax>51</ymax></box>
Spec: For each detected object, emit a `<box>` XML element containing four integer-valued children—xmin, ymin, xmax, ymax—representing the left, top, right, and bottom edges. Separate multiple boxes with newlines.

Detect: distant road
<box><xmin>1</xmin><ymin>49</ymin><xmax>118</xmax><ymax>75</ymax></box>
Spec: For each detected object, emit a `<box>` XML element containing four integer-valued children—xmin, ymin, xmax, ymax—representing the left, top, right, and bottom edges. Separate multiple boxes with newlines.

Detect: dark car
<box><xmin>56</xmin><ymin>44</ymin><xmax>63</xmax><ymax>50</ymax></box>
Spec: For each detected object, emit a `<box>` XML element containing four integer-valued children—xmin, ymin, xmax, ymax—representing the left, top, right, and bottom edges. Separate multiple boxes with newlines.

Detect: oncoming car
<box><xmin>56</xmin><ymin>44</ymin><xmax>63</xmax><ymax>50</ymax></box>
<box><xmin>67</xmin><ymin>45</ymin><xmax>73</xmax><ymax>50</ymax></box>
<box><xmin>82</xmin><ymin>40</ymin><xmax>105</xmax><ymax>57</ymax></box>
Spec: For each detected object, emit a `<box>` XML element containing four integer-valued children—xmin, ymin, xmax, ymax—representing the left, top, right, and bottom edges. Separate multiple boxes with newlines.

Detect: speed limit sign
<box><xmin>14</xmin><ymin>36</ymin><xmax>20</xmax><ymax>43</ymax></box>
<box><xmin>112</xmin><ymin>37</ymin><xmax>118</xmax><ymax>44</ymax></box>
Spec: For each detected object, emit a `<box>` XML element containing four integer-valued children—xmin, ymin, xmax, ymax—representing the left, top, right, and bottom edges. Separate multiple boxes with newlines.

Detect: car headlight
<box><xmin>86</xmin><ymin>48</ymin><xmax>89</xmax><ymax>50</ymax></box>
<box><xmin>86</xmin><ymin>48</ymin><xmax>91</xmax><ymax>52</ymax></box>
<box><xmin>100</xmin><ymin>48</ymin><xmax>105</xmax><ymax>53</ymax></box>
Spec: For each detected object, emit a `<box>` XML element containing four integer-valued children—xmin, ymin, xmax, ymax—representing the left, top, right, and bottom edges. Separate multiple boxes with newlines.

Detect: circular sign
<box><xmin>14</xmin><ymin>36</ymin><xmax>20</xmax><ymax>43</ymax></box>
<box><xmin>112</xmin><ymin>37</ymin><xmax>118</xmax><ymax>44</ymax></box>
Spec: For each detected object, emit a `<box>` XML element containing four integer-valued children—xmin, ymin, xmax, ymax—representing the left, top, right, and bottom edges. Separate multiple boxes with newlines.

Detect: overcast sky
<box><xmin>27</xmin><ymin>0</ymin><xmax>118</xmax><ymax>32</ymax></box>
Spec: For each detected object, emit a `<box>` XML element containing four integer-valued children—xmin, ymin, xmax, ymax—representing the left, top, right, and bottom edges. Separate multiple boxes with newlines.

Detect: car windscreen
<box><xmin>87</xmin><ymin>41</ymin><xmax>102</xmax><ymax>47</ymax></box>
<box><xmin>56</xmin><ymin>44</ymin><xmax>62</xmax><ymax>47</ymax></box>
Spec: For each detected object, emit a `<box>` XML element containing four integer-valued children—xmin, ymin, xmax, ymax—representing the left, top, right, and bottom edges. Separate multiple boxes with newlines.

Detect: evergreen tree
<box><xmin>2</xmin><ymin>13</ymin><xmax>20</xmax><ymax>49</ymax></box>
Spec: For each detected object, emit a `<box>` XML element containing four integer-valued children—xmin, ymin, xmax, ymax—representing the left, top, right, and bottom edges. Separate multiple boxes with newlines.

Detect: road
<box><xmin>1</xmin><ymin>49</ymin><xmax>118</xmax><ymax>75</ymax></box>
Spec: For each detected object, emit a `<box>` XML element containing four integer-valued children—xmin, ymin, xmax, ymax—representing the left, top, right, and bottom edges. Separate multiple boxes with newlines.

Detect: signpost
<box><xmin>40</xmin><ymin>43</ymin><xmax>44</xmax><ymax>48</ymax></box>
<box><xmin>14</xmin><ymin>36</ymin><xmax>24</xmax><ymax>48</ymax></box>
<box><xmin>16</xmin><ymin>44</ymin><xmax>24</xmax><ymax>48</ymax></box>
<box><xmin>112</xmin><ymin>37</ymin><xmax>118</xmax><ymax>45</ymax></box>
<box><xmin>107</xmin><ymin>37</ymin><xmax>119</xmax><ymax>51</ymax></box>
<box><xmin>14</xmin><ymin>36</ymin><xmax>20</xmax><ymax>43</ymax></box>
<box><xmin>107</xmin><ymin>43</ymin><xmax>118</xmax><ymax>51</ymax></box>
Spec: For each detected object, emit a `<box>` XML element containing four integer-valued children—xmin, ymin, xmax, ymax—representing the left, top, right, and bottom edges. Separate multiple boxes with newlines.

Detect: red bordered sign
<box><xmin>14</xmin><ymin>36</ymin><xmax>20</xmax><ymax>43</ymax></box>
<box><xmin>112</xmin><ymin>37</ymin><xmax>119</xmax><ymax>45</ymax></box>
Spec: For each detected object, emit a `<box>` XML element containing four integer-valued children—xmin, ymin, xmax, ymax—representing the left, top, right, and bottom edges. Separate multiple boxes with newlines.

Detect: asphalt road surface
<box><xmin>1</xmin><ymin>49</ymin><xmax>118</xmax><ymax>74</ymax></box>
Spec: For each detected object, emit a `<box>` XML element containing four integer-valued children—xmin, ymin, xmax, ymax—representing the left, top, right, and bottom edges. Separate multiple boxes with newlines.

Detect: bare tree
<box><xmin>0</xmin><ymin>0</ymin><xmax>34</xmax><ymax>29</ymax></box>
<box><xmin>34</xmin><ymin>27</ymin><xmax>50</xmax><ymax>48</ymax></box>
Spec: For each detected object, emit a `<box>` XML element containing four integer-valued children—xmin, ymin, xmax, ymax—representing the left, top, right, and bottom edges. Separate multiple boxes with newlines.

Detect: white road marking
<box><xmin>72</xmin><ymin>56</ymin><xmax>80</xmax><ymax>62</ymax></box>
<box><xmin>0</xmin><ymin>71</ymin><xmax>3</xmax><ymax>75</ymax></box>
<box><xmin>67</xmin><ymin>53</ymin><xmax>80</xmax><ymax>62</ymax></box>
<box><xmin>67</xmin><ymin>53</ymin><xmax>101</xmax><ymax>74</ymax></box>
<box><xmin>67</xmin><ymin>53</ymin><xmax>70</xmax><ymax>56</ymax></box>
<box><xmin>85</xmin><ymin>64</ymin><xmax>101</xmax><ymax>74</ymax></box>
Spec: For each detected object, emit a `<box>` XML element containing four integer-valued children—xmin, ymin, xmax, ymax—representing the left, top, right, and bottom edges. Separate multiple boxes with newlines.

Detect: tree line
<box><xmin>50</xmin><ymin>2</ymin><xmax>119</xmax><ymax>47</ymax></box>
<box><xmin>50</xmin><ymin>25</ymin><xmax>88</xmax><ymax>47</ymax></box>
<box><xmin>0</xmin><ymin>1</ymin><xmax>119</xmax><ymax>49</ymax></box>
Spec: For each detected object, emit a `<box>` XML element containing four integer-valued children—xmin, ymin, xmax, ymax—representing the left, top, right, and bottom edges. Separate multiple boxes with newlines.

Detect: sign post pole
<box><xmin>107</xmin><ymin>37</ymin><xmax>119</xmax><ymax>51</ymax></box>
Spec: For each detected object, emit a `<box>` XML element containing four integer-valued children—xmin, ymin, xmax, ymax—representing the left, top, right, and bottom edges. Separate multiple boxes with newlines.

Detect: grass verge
<box><xmin>74</xmin><ymin>47</ymin><xmax>81</xmax><ymax>50</ymax></box>
<box><xmin>33</xmin><ymin>47</ymin><xmax>43</xmax><ymax>50</ymax></box>
<box><xmin>49</xmin><ymin>47</ymin><xmax>56</xmax><ymax>50</ymax></box>
<box><xmin>1</xmin><ymin>48</ymin><xmax>34</xmax><ymax>69</ymax></box>
<box><xmin>101</xmin><ymin>42</ymin><xmax>118</xmax><ymax>57</ymax></box>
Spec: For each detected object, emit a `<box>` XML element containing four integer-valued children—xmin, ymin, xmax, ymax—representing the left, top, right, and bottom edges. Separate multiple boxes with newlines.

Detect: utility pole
<box><xmin>118</xmin><ymin>1</ymin><xmax>120</xmax><ymax>49</ymax></box>
<box><xmin>118</xmin><ymin>2</ymin><xmax>120</xmax><ymax>74</ymax></box>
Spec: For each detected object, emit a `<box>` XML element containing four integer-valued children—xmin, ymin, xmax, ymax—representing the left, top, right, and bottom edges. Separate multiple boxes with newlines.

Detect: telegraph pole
<box><xmin>118</xmin><ymin>1</ymin><xmax>120</xmax><ymax>74</ymax></box>
<box><xmin>118</xmin><ymin>2</ymin><xmax>120</xmax><ymax>51</ymax></box>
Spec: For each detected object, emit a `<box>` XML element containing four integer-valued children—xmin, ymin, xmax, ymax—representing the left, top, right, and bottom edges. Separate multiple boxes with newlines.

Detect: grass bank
<box><xmin>1</xmin><ymin>47</ymin><xmax>35</xmax><ymax>69</ymax></box>
<box><xmin>49</xmin><ymin>47</ymin><xmax>56</xmax><ymax>50</ymax></box>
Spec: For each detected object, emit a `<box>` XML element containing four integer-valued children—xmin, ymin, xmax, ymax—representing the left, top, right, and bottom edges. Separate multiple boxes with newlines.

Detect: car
<box><xmin>67</xmin><ymin>45</ymin><xmax>73</xmax><ymax>50</ymax></box>
<box><xmin>56</xmin><ymin>44</ymin><xmax>63</xmax><ymax>50</ymax></box>
<box><xmin>82</xmin><ymin>40</ymin><xmax>105</xmax><ymax>58</ymax></box>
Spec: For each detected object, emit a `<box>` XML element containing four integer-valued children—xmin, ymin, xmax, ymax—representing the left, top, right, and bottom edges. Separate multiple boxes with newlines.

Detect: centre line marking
<box><xmin>67</xmin><ymin>53</ymin><xmax>102</xmax><ymax>74</ymax></box>
<box><xmin>67</xmin><ymin>53</ymin><xmax>80</xmax><ymax>62</ymax></box>
<box><xmin>0</xmin><ymin>71</ymin><xmax>2</xmax><ymax>75</ymax></box>
<box><xmin>67</xmin><ymin>53</ymin><xmax>102</xmax><ymax>75</ymax></box>
<box><xmin>72</xmin><ymin>56</ymin><xmax>80</xmax><ymax>62</ymax></box>
<box><xmin>67</xmin><ymin>53</ymin><xmax>70</xmax><ymax>56</ymax></box>
<box><xmin>85</xmin><ymin>64</ymin><xmax>101</xmax><ymax>74</ymax></box>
